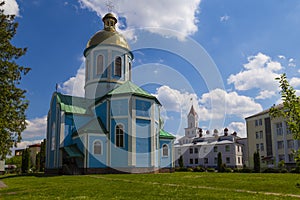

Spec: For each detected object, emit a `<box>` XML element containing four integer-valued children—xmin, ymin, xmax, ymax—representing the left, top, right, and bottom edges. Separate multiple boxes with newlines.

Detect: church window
<box><xmin>97</xmin><ymin>55</ymin><xmax>104</xmax><ymax>75</ymax></box>
<box><xmin>116</xmin><ymin>124</ymin><xmax>124</xmax><ymax>147</ymax></box>
<box><xmin>51</xmin><ymin>123</ymin><xmax>56</xmax><ymax>151</ymax></box>
<box><xmin>93</xmin><ymin>141</ymin><xmax>102</xmax><ymax>155</ymax></box>
<box><xmin>86</xmin><ymin>60</ymin><xmax>89</xmax><ymax>81</ymax></box>
<box><xmin>114</xmin><ymin>56</ymin><xmax>122</xmax><ymax>77</ymax></box>
<box><xmin>162</xmin><ymin>144</ymin><xmax>168</xmax><ymax>157</ymax></box>
<box><xmin>129</xmin><ymin>62</ymin><xmax>132</xmax><ymax>80</ymax></box>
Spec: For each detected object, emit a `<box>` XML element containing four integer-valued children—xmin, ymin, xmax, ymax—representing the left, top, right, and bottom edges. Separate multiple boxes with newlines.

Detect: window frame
<box><xmin>93</xmin><ymin>140</ymin><xmax>102</xmax><ymax>155</ymax></box>
<box><xmin>96</xmin><ymin>54</ymin><xmax>104</xmax><ymax>75</ymax></box>
<box><xmin>162</xmin><ymin>144</ymin><xmax>169</xmax><ymax>157</ymax></box>
<box><xmin>115</xmin><ymin>124</ymin><xmax>124</xmax><ymax>148</ymax></box>
<box><xmin>114</xmin><ymin>56</ymin><xmax>122</xmax><ymax>77</ymax></box>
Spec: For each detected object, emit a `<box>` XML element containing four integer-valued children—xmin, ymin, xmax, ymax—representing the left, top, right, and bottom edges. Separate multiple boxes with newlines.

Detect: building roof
<box><xmin>73</xmin><ymin>117</ymin><xmax>107</xmax><ymax>136</ymax></box>
<box><xmin>107</xmin><ymin>81</ymin><xmax>160</xmax><ymax>103</ymax></box>
<box><xmin>159</xmin><ymin>129</ymin><xmax>176</xmax><ymax>139</ymax></box>
<box><xmin>56</xmin><ymin>93</ymin><xmax>92</xmax><ymax>115</ymax></box>
<box><xmin>84</xmin><ymin>13</ymin><xmax>131</xmax><ymax>56</ymax></box>
<box><xmin>61</xmin><ymin>145</ymin><xmax>83</xmax><ymax>158</ymax></box>
<box><xmin>188</xmin><ymin>105</ymin><xmax>198</xmax><ymax>116</ymax></box>
<box><xmin>245</xmin><ymin>104</ymin><xmax>283</xmax><ymax>119</ymax></box>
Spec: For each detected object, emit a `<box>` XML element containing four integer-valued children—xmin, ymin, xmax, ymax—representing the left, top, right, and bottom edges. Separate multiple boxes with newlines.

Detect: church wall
<box><xmin>160</xmin><ymin>139</ymin><xmax>173</xmax><ymax>168</ymax></box>
<box><xmin>110</xmin><ymin>118</ymin><xmax>129</xmax><ymax>167</ymax></box>
<box><xmin>88</xmin><ymin>134</ymin><xmax>107</xmax><ymax>168</ymax></box>
<box><xmin>73</xmin><ymin>135</ymin><xmax>86</xmax><ymax>168</ymax></box>
<box><xmin>95</xmin><ymin>101</ymin><xmax>107</xmax><ymax>130</ymax></box>
<box><xmin>135</xmin><ymin>119</ymin><xmax>151</xmax><ymax>167</ymax></box>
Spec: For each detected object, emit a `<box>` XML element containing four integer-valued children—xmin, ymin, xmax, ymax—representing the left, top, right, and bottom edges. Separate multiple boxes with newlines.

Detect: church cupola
<box><xmin>83</xmin><ymin>13</ymin><xmax>134</xmax><ymax>99</ymax></box>
<box><xmin>187</xmin><ymin>105</ymin><xmax>198</xmax><ymax>128</ymax></box>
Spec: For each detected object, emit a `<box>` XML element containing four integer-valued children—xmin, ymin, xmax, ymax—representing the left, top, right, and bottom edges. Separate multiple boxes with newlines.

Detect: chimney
<box><xmin>224</xmin><ymin>128</ymin><xmax>228</xmax><ymax>136</ymax></box>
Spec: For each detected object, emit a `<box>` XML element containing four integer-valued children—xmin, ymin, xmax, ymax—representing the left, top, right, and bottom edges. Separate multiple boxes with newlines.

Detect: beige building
<box><xmin>246</xmin><ymin>106</ymin><xmax>299</xmax><ymax>169</ymax></box>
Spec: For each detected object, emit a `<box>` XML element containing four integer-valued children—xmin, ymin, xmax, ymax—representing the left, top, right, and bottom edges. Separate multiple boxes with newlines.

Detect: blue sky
<box><xmin>4</xmin><ymin>0</ymin><xmax>300</xmax><ymax>148</ymax></box>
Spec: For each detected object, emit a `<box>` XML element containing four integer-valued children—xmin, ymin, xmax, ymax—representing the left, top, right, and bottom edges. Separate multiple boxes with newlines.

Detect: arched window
<box><xmin>97</xmin><ymin>55</ymin><xmax>104</xmax><ymax>75</ymax></box>
<box><xmin>85</xmin><ymin>60</ymin><xmax>89</xmax><ymax>81</ymax></box>
<box><xmin>116</xmin><ymin>124</ymin><xmax>124</xmax><ymax>147</ymax></box>
<box><xmin>114</xmin><ymin>56</ymin><xmax>122</xmax><ymax>77</ymax></box>
<box><xmin>162</xmin><ymin>144</ymin><xmax>168</xmax><ymax>157</ymax></box>
<box><xmin>128</xmin><ymin>62</ymin><xmax>132</xmax><ymax>80</ymax></box>
<box><xmin>93</xmin><ymin>141</ymin><xmax>102</xmax><ymax>155</ymax></box>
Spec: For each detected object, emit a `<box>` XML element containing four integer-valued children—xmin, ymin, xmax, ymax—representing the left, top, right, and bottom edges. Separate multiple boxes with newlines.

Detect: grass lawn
<box><xmin>1</xmin><ymin>172</ymin><xmax>300</xmax><ymax>199</ymax></box>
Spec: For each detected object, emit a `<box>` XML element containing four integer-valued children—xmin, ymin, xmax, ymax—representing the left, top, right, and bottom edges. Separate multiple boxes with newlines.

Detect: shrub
<box><xmin>187</xmin><ymin>167</ymin><xmax>193</xmax><ymax>172</ymax></box>
<box><xmin>194</xmin><ymin>166</ymin><xmax>205</xmax><ymax>172</ymax></box>
<box><xmin>280</xmin><ymin>168</ymin><xmax>288</xmax><ymax>173</ymax></box>
<box><xmin>240</xmin><ymin>168</ymin><xmax>252</xmax><ymax>173</ymax></box>
<box><xmin>290</xmin><ymin>167</ymin><xmax>300</xmax><ymax>173</ymax></box>
<box><xmin>206</xmin><ymin>168</ymin><xmax>216</xmax><ymax>172</ymax></box>
<box><xmin>262</xmin><ymin>168</ymin><xmax>280</xmax><ymax>173</ymax></box>
<box><xmin>175</xmin><ymin>167</ymin><xmax>187</xmax><ymax>172</ymax></box>
<box><xmin>225</xmin><ymin>168</ymin><xmax>233</xmax><ymax>173</ymax></box>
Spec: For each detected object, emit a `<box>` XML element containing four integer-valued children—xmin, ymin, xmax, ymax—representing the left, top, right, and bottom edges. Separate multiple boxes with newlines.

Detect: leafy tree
<box><xmin>270</xmin><ymin>73</ymin><xmax>300</xmax><ymax>165</ymax></box>
<box><xmin>253</xmin><ymin>151</ymin><xmax>260</xmax><ymax>173</ymax></box>
<box><xmin>39</xmin><ymin>139</ymin><xmax>46</xmax><ymax>172</ymax></box>
<box><xmin>178</xmin><ymin>155</ymin><xmax>184</xmax><ymax>168</ymax></box>
<box><xmin>5</xmin><ymin>155</ymin><xmax>21</xmax><ymax>172</ymax></box>
<box><xmin>217</xmin><ymin>152</ymin><xmax>223</xmax><ymax>172</ymax></box>
<box><xmin>21</xmin><ymin>148</ymin><xmax>30</xmax><ymax>173</ymax></box>
<box><xmin>0</xmin><ymin>1</ymin><xmax>30</xmax><ymax>159</ymax></box>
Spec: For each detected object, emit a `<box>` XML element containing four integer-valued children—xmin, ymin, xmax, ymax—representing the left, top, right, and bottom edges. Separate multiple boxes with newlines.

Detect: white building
<box><xmin>175</xmin><ymin>106</ymin><xmax>247</xmax><ymax>168</ymax></box>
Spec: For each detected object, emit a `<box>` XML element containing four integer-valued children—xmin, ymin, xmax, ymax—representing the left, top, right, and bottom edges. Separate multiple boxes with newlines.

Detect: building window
<box><xmin>256</xmin><ymin>144</ymin><xmax>260</xmax><ymax>151</ymax></box>
<box><xmin>214</xmin><ymin>146</ymin><xmax>218</xmax><ymax>152</ymax></box>
<box><xmin>194</xmin><ymin>147</ymin><xmax>198</xmax><ymax>154</ymax></box>
<box><xmin>177</xmin><ymin>148</ymin><xmax>181</xmax><ymax>155</ymax></box>
<box><xmin>195</xmin><ymin>158</ymin><xmax>199</xmax><ymax>164</ymax></box>
<box><xmin>278</xmin><ymin>154</ymin><xmax>284</xmax><ymax>161</ymax></box>
<box><xmin>259</xmin><ymin>119</ymin><xmax>262</xmax><ymax>126</ymax></box>
<box><xmin>255</xmin><ymin>132</ymin><xmax>259</xmax><ymax>139</ymax></box>
<box><xmin>238</xmin><ymin>157</ymin><xmax>241</xmax><ymax>164</ymax></box>
<box><xmin>97</xmin><ymin>55</ymin><xmax>104</xmax><ymax>75</ymax></box>
<box><xmin>260</xmin><ymin>143</ymin><xmax>264</xmax><ymax>151</ymax></box>
<box><xmin>162</xmin><ymin>144</ymin><xmax>168</xmax><ymax>157</ymax></box>
<box><xmin>277</xmin><ymin>141</ymin><xmax>284</xmax><ymax>149</ymax></box>
<box><xmin>116</xmin><ymin>124</ymin><xmax>124</xmax><ymax>147</ymax></box>
<box><xmin>114</xmin><ymin>56</ymin><xmax>122</xmax><ymax>77</ymax></box>
<box><xmin>214</xmin><ymin>157</ymin><xmax>218</xmax><ymax>164</ymax></box>
<box><xmin>286</xmin><ymin>122</ymin><xmax>292</xmax><ymax>134</ymax></box>
<box><xmin>189</xmin><ymin>148</ymin><xmax>193</xmax><ymax>154</ymax></box>
<box><xmin>86</xmin><ymin>60</ymin><xmax>89</xmax><ymax>81</ymax></box>
<box><xmin>189</xmin><ymin>159</ymin><xmax>193</xmax><ymax>165</ymax></box>
<box><xmin>93</xmin><ymin>141</ymin><xmax>102</xmax><ymax>155</ymax></box>
<box><xmin>128</xmin><ymin>62</ymin><xmax>132</xmax><ymax>80</ymax></box>
<box><xmin>225</xmin><ymin>145</ymin><xmax>230</xmax><ymax>152</ymax></box>
<box><xmin>276</xmin><ymin>122</ymin><xmax>283</xmax><ymax>136</ymax></box>
<box><xmin>287</xmin><ymin>140</ymin><xmax>294</xmax><ymax>149</ymax></box>
<box><xmin>288</xmin><ymin>154</ymin><xmax>294</xmax><ymax>162</ymax></box>
<box><xmin>255</xmin><ymin>119</ymin><xmax>258</xmax><ymax>126</ymax></box>
<box><xmin>259</xmin><ymin>131</ymin><xmax>263</xmax><ymax>139</ymax></box>
<box><xmin>237</xmin><ymin>146</ymin><xmax>240</xmax><ymax>152</ymax></box>
<box><xmin>51</xmin><ymin>123</ymin><xmax>56</xmax><ymax>151</ymax></box>
<box><xmin>204</xmin><ymin>158</ymin><xmax>208</xmax><ymax>164</ymax></box>
<box><xmin>226</xmin><ymin>157</ymin><xmax>230</xmax><ymax>164</ymax></box>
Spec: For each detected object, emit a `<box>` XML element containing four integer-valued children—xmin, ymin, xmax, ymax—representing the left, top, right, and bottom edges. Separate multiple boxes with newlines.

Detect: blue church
<box><xmin>45</xmin><ymin>13</ymin><xmax>175</xmax><ymax>174</ymax></box>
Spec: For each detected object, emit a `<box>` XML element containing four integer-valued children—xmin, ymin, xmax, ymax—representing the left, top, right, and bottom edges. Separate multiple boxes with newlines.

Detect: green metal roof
<box><xmin>62</xmin><ymin>145</ymin><xmax>83</xmax><ymax>158</ymax></box>
<box><xmin>56</xmin><ymin>93</ymin><xmax>92</xmax><ymax>114</ymax></box>
<box><xmin>74</xmin><ymin>118</ymin><xmax>107</xmax><ymax>135</ymax></box>
<box><xmin>107</xmin><ymin>81</ymin><xmax>157</xmax><ymax>99</ymax></box>
<box><xmin>159</xmin><ymin>129</ymin><xmax>176</xmax><ymax>139</ymax></box>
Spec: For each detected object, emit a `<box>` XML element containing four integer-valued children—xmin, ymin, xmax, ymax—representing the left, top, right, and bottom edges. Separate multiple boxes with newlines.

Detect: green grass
<box><xmin>0</xmin><ymin>172</ymin><xmax>300</xmax><ymax>199</ymax></box>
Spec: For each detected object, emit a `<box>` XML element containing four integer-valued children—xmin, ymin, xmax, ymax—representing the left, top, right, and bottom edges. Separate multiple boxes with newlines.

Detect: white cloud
<box><xmin>227</xmin><ymin>52</ymin><xmax>282</xmax><ymax>99</ymax></box>
<box><xmin>15</xmin><ymin>140</ymin><xmax>43</xmax><ymax>150</ymax></box>
<box><xmin>58</xmin><ymin>63</ymin><xmax>85</xmax><ymax>97</ymax></box>
<box><xmin>78</xmin><ymin>0</ymin><xmax>201</xmax><ymax>41</ymax></box>
<box><xmin>228</xmin><ymin>122</ymin><xmax>246</xmax><ymax>138</ymax></box>
<box><xmin>220</xmin><ymin>15</ymin><xmax>230</xmax><ymax>22</ymax></box>
<box><xmin>22</xmin><ymin>116</ymin><xmax>47</xmax><ymax>140</ymax></box>
<box><xmin>2</xmin><ymin>0</ymin><xmax>20</xmax><ymax>16</ymax></box>
<box><xmin>288</xmin><ymin>58</ymin><xmax>296</xmax><ymax>67</ymax></box>
<box><xmin>290</xmin><ymin>77</ymin><xmax>300</xmax><ymax>88</ymax></box>
<box><xmin>155</xmin><ymin>86</ymin><xmax>262</xmax><ymax>122</ymax></box>
<box><xmin>278</xmin><ymin>55</ymin><xmax>285</xmax><ymax>59</ymax></box>
<box><xmin>255</xmin><ymin>90</ymin><xmax>276</xmax><ymax>100</ymax></box>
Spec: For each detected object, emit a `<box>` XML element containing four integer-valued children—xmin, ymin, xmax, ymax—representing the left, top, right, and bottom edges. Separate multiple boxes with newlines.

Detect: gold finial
<box><xmin>105</xmin><ymin>0</ymin><xmax>114</xmax><ymax>12</ymax></box>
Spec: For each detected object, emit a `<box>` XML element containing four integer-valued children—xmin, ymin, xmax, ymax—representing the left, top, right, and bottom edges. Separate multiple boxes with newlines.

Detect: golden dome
<box><xmin>84</xmin><ymin>13</ymin><xmax>130</xmax><ymax>56</ymax></box>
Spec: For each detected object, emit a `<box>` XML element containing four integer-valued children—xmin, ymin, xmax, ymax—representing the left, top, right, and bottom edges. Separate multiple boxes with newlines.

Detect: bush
<box><xmin>218</xmin><ymin>163</ymin><xmax>226</xmax><ymax>173</ymax></box>
<box><xmin>225</xmin><ymin>168</ymin><xmax>233</xmax><ymax>173</ymax></box>
<box><xmin>194</xmin><ymin>166</ymin><xmax>205</xmax><ymax>172</ymax></box>
<box><xmin>262</xmin><ymin>168</ymin><xmax>280</xmax><ymax>173</ymax></box>
<box><xmin>175</xmin><ymin>167</ymin><xmax>187</xmax><ymax>172</ymax></box>
<box><xmin>233</xmin><ymin>168</ymin><xmax>242</xmax><ymax>173</ymax></box>
<box><xmin>187</xmin><ymin>167</ymin><xmax>193</xmax><ymax>172</ymax></box>
<box><xmin>206</xmin><ymin>168</ymin><xmax>216</xmax><ymax>172</ymax></box>
<box><xmin>240</xmin><ymin>168</ymin><xmax>252</xmax><ymax>173</ymax></box>
<box><xmin>280</xmin><ymin>168</ymin><xmax>288</xmax><ymax>173</ymax></box>
<box><xmin>290</xmin><ymin>167</ymin><xmax>300</xmax><ymax>173</ymax></box>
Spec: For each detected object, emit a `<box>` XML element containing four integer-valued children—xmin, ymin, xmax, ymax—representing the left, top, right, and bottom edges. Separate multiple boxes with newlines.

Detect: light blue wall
<box><xmin>136</xmin><ymin>119</ymin><xmax>151</xmax><ymax>167</ymax></box>
<box><xmin>73</xmin><ymin>136</ymin><xmax>85</xmax><ymax>168</ymax></box>
<box><xmin>111</xmin><ymin>99</ymin><xmax>128</xmax><ymax>117</ymax></box>
<box><xmin>136</xmin><ymin>99</ymin><xmax>151</xmax><ymax>117</ymax></box>
<box><xmin>88</xmin><ymin>135</ymin><xmax>107</xmax><ymax>168</ymax></box>
<box><xmin>110</xmin><ymin>118</ymin><xmax>128</xmax><ymax>167</ymax></box>
<box><xmin>95</xmin><ymin>101</ymin><xmax>107</xmax><ymax>129</ymax></box>
<box><xmin>160</xmin><ymin>139</ymin><xmax>173</xmax><ymax>168</ymax></box>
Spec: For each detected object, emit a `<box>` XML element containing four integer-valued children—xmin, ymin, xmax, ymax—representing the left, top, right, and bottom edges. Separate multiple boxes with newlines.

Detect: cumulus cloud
<box><xmin>58</xmin><ymin>63</ymin><xmax>85</xmax><ymax>97</ymax></box>
<box><xmin>278</xmin><ymin>55</ymin><xmax>285</xmax><ymax>59</ymax></box>
<box><xmin>290</xmin><ymin>77</ymin><xmax>300</xmax><ymax>88</ymax></box>
<box><xmin>255</xmin><ymin>90</ymin><xmax>276</xmax><ymax>100</ymax></box>
<box><xmin>78</xmin><ymin>0</ymin><xmax>201</xmax><ymax>40</ymax></box>
<box><xmin>15</xmin><ymin>140</ymin><xmax>44</xmax><ymax>150</ymax></box>
<box><xmin>22</xmin><ymin>116</ymin><xmax>47</xmax><ymax>141</ymax></box>
<box><xmin>155</xmin><ymin>86</ymin><xmax>262</xmax><ymax>122</ymax></box>
<box><xmin>288</xmin><ymin>58</ymin><xmax>296</xmax><ymax>67</ymax></box>
<box><xmin>228</xmin><ymin>121</ymin><xmax>246</xmax><ymax>138</ymax></box>
<box><xmin>2</xmin><ymin>0</ymin><xmax>20</xmax><ymax>16</ymax></box>
<box><xmin>227</xmin><ymin>52</ymin><xmax>282</xmax><ymax>99</ymax></box>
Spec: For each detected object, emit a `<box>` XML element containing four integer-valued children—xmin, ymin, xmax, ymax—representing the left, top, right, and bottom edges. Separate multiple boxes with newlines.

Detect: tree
<box><xmin>21</xmin><ymin>148</ymin><xmax>30</xmax><ymax>173</ymax></box>
<box><xmin>253</xmin><ymin>151</ymin><xmax>260</xmax><ymax>173</ymax></box>
<box><xmin>0</xmin><ymin>1</ymin><xmax>30</xmax><ymax>159</ymax></box>
<box><xmin>178</xmin><ymin>155</ymin><xmax>184</xmax><ymax>168</ymax></box>
<box><xmin>270</xmin><ymin>73</ymin><xmax>300</xmax><ymax>165</ymax></box>
<box><xmin>217</xmin><ymin>152</ymin><xmax>224</xmax><ymax>172</ymax></box>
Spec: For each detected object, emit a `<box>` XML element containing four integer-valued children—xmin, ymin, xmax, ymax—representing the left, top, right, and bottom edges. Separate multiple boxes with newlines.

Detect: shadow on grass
<box><xmin>0</xmin><ymin>173</ymin><xmax>61</xmax><ymax>180</ymax></box>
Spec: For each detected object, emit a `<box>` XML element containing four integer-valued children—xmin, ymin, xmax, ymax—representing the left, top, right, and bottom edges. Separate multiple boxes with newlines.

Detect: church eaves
<box><xmin>56</xmin><ymin>93</ymin><xmax>92</xmax><ymax>115</ymax></box>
